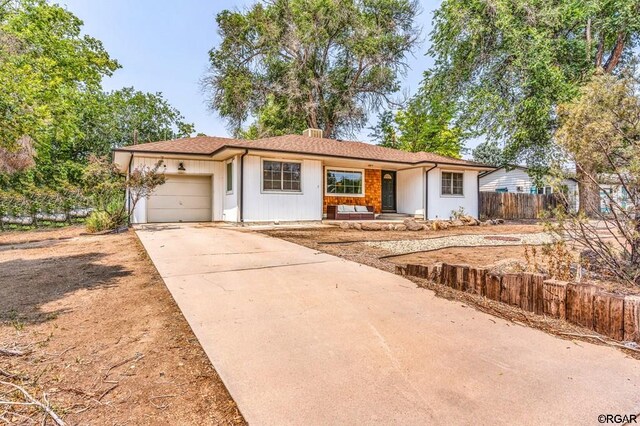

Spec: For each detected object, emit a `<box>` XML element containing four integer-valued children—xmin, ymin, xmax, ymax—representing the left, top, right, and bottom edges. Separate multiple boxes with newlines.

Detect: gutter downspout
<box><xmin>424</xmin><ymin>164</ymin><xmax>438</xmax><ymax>220</ymax></box>
<box><xmin>477</xmin><ymin>173</ymin><xmax>481</xmax><ymax>219</ymax></box>
<box><xmin>127</xmin><ymin>153</ymin><xmax>134</xmax><ymax>226</ymax></box>
<box><xmin>239</xmin><ymin>149</ymin><xmax>249</xmax><ymax>223</ymax></box>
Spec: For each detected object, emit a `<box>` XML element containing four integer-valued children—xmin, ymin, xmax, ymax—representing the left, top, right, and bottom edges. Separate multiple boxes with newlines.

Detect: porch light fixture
<box><xmin>178</xmin><ymin>162</ymin><xmax>186</xmax><ymax>171</ymax></box>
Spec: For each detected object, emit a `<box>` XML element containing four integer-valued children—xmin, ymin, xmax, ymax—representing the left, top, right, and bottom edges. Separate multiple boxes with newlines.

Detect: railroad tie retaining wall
<box><xmin>396</xmin><ymin>262</ymin><xmax>640</xmax><ymax>344</ymax></box>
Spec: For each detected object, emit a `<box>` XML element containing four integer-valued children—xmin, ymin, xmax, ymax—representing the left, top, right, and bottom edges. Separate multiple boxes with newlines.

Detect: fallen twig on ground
<box><xmin>0</xmin><ymin>369</ymin><xmax>28</xmax><ymax>381</ymax></box>
<box><xmin>97</xmin><ymin>384</ymin><xmax>118</xmax><ymax>401</ymax></box>
<box><xmin>103</xmin><ymin>353</ymin><xmax>144</xmax><ymax>380</ymax></box>
<box><xmin>0</xmin><ymin>347</ymin><xmax>29</xmax><ymax>357</ymax></box>
<box><xmin>0</xmin><ymin>381</ymin><xmax>65</xmax><ymax>426</ymax></box>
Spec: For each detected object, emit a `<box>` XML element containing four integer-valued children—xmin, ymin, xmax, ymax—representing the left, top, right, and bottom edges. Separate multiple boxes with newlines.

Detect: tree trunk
<box><xmin>577</xmin><ymin>163</ymin><xmax>600</xmax><ymax>218</ymax></box>
<box><xmin>604</xmin><ymin>32</ymin><xmax>626</xmax><ymax>73</ymax></box>
<box><xmin>323</xmin><ymin>121</ymin><xmax>334</xmax><ymax>139</ymax></box>
<box><xmin>632</xmin><ymin>212</ymin><xmax>640</xmax><ymax>270</ymax></box>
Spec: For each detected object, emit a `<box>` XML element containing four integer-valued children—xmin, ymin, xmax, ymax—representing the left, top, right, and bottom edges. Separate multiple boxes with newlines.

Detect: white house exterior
<box><xmin>113</xmin><ymin>131</ymin><xmax>492</xmax><ymax>224</ymax></box>
<box><xmin>479</xmin><ymin>166</ymin><xmax>579</xmax><ymax>211</ymax></box>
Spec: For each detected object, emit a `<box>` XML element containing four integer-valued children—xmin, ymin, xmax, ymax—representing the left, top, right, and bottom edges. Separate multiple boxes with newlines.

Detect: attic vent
<box><xmin>303</xmin><ymin>128</ymin><xmax>323</xmax><ymax>138</ymax></box>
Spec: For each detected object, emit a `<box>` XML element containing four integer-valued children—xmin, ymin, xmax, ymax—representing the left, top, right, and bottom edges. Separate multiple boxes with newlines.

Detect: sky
<box><xmin>61</xmin><ymin>0</ymin><xmax>442</xmax><ymax>145</ymax></box>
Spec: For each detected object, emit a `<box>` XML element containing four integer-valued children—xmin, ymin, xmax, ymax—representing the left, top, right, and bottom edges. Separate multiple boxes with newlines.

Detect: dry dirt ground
<box><xmin>261</xmin><ymin>223</ymin><xmax>545</xmax><ymax>274</ymax></box>
<box><xmin>0</xmin><ymin>226</ymin><xmax>245</xmax><ymax>425</ymax></box>
<box><xmin>390</xmin><ymin>244</ymin><xmax>535</xmax><ymax>267</ymax></box>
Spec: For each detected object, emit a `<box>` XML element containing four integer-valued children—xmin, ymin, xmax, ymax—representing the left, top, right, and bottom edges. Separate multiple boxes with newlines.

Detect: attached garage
<box><xmin>147</xmin><ymin>175</ymin><xmax>212</xmax><ymax>223</ymax></box>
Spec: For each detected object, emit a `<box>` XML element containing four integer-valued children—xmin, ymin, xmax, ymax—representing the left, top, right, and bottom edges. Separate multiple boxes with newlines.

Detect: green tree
<box><xmin>369</xmin><ymin>96</ymin><xmax>463</xmax><ymax>157</ymax></box>
<box><xmin>472</xmin><ymin>141</ymin><xmax>505</xmax><ymax>167</ymax></box>
<box><xmin>393</xmin><ymin>95</ymin><xmax>462</xmax><ymax>157</ymax></box>
<box><xmin>368</xmin><ymin>111</ymin><xmax>398</xmax><ymax>148</ymax></box>
<box><xmin>203</xmin><ymin>0</ymin><xmax>420</xmax><ymax>138</ymax></box>
<box><xmin>238</xmin><ymin>95</ymin><xmax>307</xmax><ymax>139</ymax></box>
<box><xmin>0</xmin><ymin>0</ymin><xmax>119</xmax><ymax>155</ymax></box>
<box><xmin>422</xmin><ymin>0</ymin><xmax>640</xmax><ymax>209</ymax></box>
<box><xmin>2</xmin><ymin>87</ymin><xmax>195</xmax><ymax>189</ymax></box>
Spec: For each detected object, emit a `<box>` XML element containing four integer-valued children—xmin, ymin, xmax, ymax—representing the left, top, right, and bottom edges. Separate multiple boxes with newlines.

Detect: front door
<box><xmin>381</xmin><ymin>171</ymin><xmax>396</xmax><ymax>212</ymax></box>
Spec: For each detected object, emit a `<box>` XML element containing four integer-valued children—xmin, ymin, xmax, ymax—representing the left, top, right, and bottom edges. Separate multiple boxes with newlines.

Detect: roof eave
<box><xmin>113</xmin><ymin>145</ymin><xmax>493</xmax><ymax>170</ymax></box>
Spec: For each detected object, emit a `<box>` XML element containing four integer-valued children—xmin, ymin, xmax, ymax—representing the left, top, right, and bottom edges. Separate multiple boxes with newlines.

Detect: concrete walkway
<box><xmin>136</xmin><ymin>224</ymin><xmax>640</xmax><ymax>425</ymax></box>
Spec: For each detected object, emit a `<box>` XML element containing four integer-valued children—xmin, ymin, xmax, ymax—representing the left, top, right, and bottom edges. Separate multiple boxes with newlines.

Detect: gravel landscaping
<box><xmin>365</xmin><ymin>232</ymin><xmax>556</xmax><ymax>256</ymax></box>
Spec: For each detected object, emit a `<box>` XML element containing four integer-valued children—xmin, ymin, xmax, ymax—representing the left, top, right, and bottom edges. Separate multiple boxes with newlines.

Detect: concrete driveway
<box><xmin>136</xmin><ymin>224</ymin><xmax>640</xmax><ymax>425</ymax></box>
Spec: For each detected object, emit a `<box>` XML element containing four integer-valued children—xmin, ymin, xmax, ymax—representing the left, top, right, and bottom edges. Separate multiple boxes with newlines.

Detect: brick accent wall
<box><xmin>323</xmin><ymin>169</ymin><xmax>382</xmax><ymax>214</ymax></box>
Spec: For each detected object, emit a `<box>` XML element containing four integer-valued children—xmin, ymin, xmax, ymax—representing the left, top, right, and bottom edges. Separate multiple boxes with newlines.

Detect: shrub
<box><xmin>82</xmin><ymin>155</ymin><xmax>165</xmax><ymax>233</ymax></box>
<box><xmin>85</xmin><ymin>211</ymin><xmax>113</xmax><ymax>233</ymax></box>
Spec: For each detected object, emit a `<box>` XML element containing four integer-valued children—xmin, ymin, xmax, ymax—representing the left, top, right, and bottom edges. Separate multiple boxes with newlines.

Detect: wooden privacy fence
<box><xmin>479</xmin><ymin>192</ymin><xmax>558</xmax><ymax>220</ymax></box>
<box><xmin>396</xmin><ymin>262</ymin><xmax>640</xmax><ymax>344</ymax></box>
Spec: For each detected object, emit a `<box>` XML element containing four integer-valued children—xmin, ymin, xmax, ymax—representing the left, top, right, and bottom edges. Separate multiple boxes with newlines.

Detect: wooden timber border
<box><xmin>396</xmin><ymin>263</ymin><xmax>640</xmax><ymax>344</ymax></box>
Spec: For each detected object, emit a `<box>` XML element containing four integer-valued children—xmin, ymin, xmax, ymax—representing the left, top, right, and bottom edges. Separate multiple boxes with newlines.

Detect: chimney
<box><xmin>303</xmin><ymin>128</ymin><xmax>323</xmax><ymax>138</ymax></box>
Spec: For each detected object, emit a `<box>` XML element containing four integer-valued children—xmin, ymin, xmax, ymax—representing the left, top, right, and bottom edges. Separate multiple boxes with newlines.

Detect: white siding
<box><xmin>129</xmin><ymin>156</ymin><xmax>223</xmax><ymax>224</ymax></box>
<box><xmin>479</xmin><ymin>168</ymin><xmax>535</xmax><ymax>193</ymax></box>
<box><xmin>427</xmin><ymin>167</ymin><xmax>479</xmax><ymax>219</ymax></box>
<box><xmin>396</xmin><ymin>168</ymin><xmax>425</xmax><ymax>218</ymax></box>
<box><xmin>242</xmin><ymin>155</ymin><xmax>323</xmax><ymax>222</ymax></box>
<box><xmin>564</xmin><ymin>179</ymin><xmax>579</xmax><ymax>212</ymax></box>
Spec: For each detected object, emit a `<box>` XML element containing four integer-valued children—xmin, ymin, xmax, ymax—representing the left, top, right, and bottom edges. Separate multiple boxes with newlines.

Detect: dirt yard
<box><xmin>261</xmin><ymin>222</ymin><xmax>545</xmax><ymax>273</ymax></box>
<box><xmin>0</xmin><ymin>227</ymin><xmax>245</xmax><ymax>425</ymax></box>
<box><xmin>389</xmin><ymin>244</ymin><xmax>535</xmax><ymax>268</ymax></box>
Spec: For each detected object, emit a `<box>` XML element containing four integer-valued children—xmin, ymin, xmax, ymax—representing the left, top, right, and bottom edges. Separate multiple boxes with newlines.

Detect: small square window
<box><xmin>262</xmin><ymin>160</ymin><xmax>302</xmax><ymax>192</ymax></box>
<box><xmin>441</xmin><ymin>172</ymin><xmax>464</xmax><ymax>196</ymax></box>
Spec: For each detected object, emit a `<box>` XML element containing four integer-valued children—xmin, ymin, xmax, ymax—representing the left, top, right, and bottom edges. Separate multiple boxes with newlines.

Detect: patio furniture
<box><xmin>327</xmin><ymin>204</ymin><xmax>375</xmax><ymax>220</ymax></box>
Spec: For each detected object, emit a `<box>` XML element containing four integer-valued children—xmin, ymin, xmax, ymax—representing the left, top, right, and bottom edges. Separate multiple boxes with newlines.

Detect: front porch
<box><xmin>322</xmin><ymin>167</ymin><xmax>426</xmax><ymax>219</ymax></box>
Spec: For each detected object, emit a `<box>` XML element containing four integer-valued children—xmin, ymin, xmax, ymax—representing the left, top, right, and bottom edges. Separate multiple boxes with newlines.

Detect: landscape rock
<box><xmin>432</xmin><ymin>220</ymin><xmax>449</xmax><ymax>231</ymax></box>
<box><xmin>459</xmin><ymin>215</ymin><xmax>480</xmax><ymax>226</ymax></box>
<box><xmin>394</xmin><ymin>224</ymin><xmax>407</xmax><ymax>231</ymax></box>
<box><xmin>450</xmin><ymin>219</ymin><xmax>465</xmax><ymax>227</ymax></box>
<box><xmin>361</xmin><ymin>222</ymin><xmax>382</xmax><ymax>231</ymax></box>
<box><xmin>339</xmin><ymin>222</ymin><xmax>350</xmax><ymax>230</ymax></box>
<box><xmin>403</xmin><ymin>218</ymin><xmax>424</xmax><ymax>231</ymax></box>
<box><xmin>352</xmin><ymin>222</ymin><xmax>362</xmax><ymax>230</ymax></box>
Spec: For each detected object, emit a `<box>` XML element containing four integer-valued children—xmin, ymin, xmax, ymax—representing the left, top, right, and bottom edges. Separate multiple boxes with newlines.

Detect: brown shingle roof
<box><xmin>115</xmin><ymin>134</ymin><xmax>489</xmax><ymax>168</ymax></box>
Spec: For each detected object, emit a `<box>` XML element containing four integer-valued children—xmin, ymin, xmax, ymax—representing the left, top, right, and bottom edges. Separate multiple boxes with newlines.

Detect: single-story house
<box><xmin>112</xmin><ymin>129</ymin><xmax>492</xmax><ymax>224</ymax></box>
<box><xmin>479</xmin><ymin>166</ymin><xmax>579</xmax><ymax>211</ymax></box>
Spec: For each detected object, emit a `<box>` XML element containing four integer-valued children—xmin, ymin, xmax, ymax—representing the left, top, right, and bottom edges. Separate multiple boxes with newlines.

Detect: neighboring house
<box><xmin>112</xmin><ymin>129</ymin><xmax>491</xmax><ymax>224</ymax></box>
<box><xmin>599</xmin><ymin>183</ymin><xmax>631</xmax><ymax>215</ymax></box>
<box><xmin>479</xmin><ymin>166</ymin><xmax>579</xmax><ymax>211</ymax></box>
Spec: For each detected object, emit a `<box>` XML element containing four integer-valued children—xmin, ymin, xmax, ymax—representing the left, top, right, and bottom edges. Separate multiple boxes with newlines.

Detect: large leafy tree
<box><xmin>0</xmin><ymin>1</ymin><xmax>194</xmax><ymax>188</ymax></box>
<box><xmin>422</xmin><ymin>0</ymin><xmax>640</xmax><ymax>209</ymax></box>
<box><xmin>84</xmin><ymin>88</ymin><xmax>195</xmax><ymax>152</ymax></box>
<box><xmin>203</xmin><ymin>0</ymin><xmax>420</xmax><ymax>138</ymax></box>
<box><xmin>0</xmin><ymin>0</ymin><xmax>118</xmax><ymax>157</ymax></box>
<box><xmin>237</xmin><ymin>95</ymin><xmax>307</xmax><ymax>139</ymax></box>
<box><xmin>369</xmin><ymin>96</ymin><xmax>463</xmax><ymax>157</ymax></box>
<box><xmin>6</xmin><ymin>88</ymin><xmax>195</xmax><ymax>188</ymax></box>
<box><xmin>472</xmin><ymin>141</ymin><xmax>505</xmax><ymax>167</ymax></box>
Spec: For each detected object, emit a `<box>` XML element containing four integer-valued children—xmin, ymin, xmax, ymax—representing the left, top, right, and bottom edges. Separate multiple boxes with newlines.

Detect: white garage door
<box><xmin>147</xmin><ymin>175</ymin><xmax>212</xmax><ymax>223</ymax></box>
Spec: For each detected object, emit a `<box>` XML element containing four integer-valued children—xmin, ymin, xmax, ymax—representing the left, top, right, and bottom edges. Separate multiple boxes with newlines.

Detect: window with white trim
<box><xmin>441</xmin><ymin>171</ymin><xmax>464</xmax><ymax>196</ymax></box>
<box><xmin>226</xmin><ymin>160</ymin><xmax>234</xmax><ymax>193</ymax></box>
<box><xmin>263</xmin><ymin>160</ymin><xmax>301</xmax><ymax>192</ymax></box>
<box><xmin>326</xmin><ymin>169</ymin><xmax>363</xmax><ymax>195</ymax></box>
